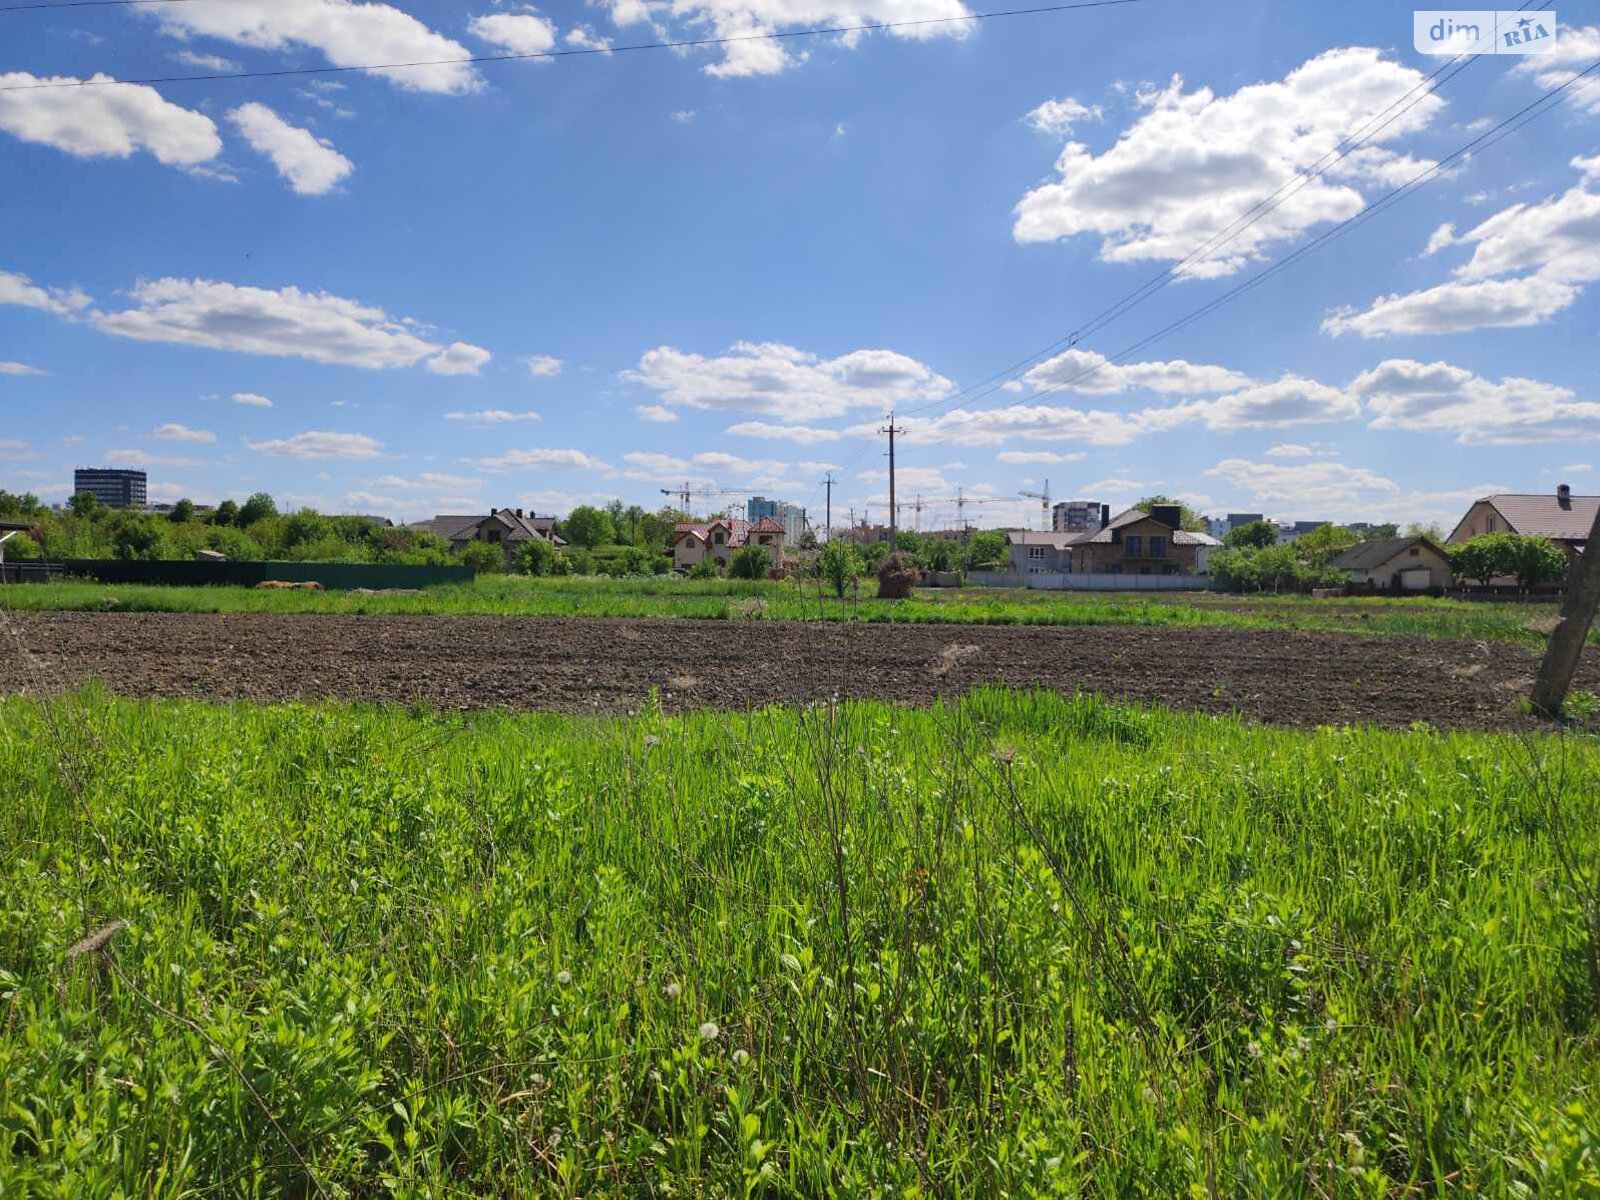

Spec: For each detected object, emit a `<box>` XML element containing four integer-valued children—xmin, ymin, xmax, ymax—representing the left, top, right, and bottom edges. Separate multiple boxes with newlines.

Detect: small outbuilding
<box><xmin>1329</xmin><ymin>536</ymin><xmax>1452</xmax><ymax>591</ymax></box>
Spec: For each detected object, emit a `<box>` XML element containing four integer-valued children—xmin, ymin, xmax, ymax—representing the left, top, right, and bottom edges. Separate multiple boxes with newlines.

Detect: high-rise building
<box><xmin>746</xmin><ymin>496</ymin><xmax>780</xmax><ymax>523</ymax></box>
<box><xmin>1051</xmin><ymin>499</ymin><xmax>1102</xmax><ymax>532</ymax></box>
<box><xmin>73</xmin><ymin>467</ymin><xmax>147</xmax><ymax>509</ymax></box>
<box><xmin>748</xmin><ymin>496</ymin><xmax>806</xmax><ymax>543</ymax></box>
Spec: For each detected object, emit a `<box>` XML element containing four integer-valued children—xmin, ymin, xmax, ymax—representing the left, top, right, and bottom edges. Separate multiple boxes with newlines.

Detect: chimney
<box><xmin>1100</xmin><ymin>503</ymin><xmax>1111</xmax><ymax>530</ymax></box>
<box><xmin>516</xmin><ymin>507</ymin><xmax>524</xmax><ymax>518</ymax></box>
<box><xmin>1151</xmin><ymin>504</ymin><xmax>1181</xmax><ymax>530</ymax></box>
<box><xmin>1558</xmin><ymin>483</ymin><xmax>1572</xmax><ymax>509</ymax></box>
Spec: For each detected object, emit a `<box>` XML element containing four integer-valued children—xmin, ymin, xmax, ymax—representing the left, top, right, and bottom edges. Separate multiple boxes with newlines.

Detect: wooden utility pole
<box><xmin>880</xmin><ymin>411</ymin><xmax>904</xmax><ymax>540</ymax></box>
<box><xmin>1532</xmin><ymin>501</ymin><xmax>1600</xmax><ymax>717</ymax></box>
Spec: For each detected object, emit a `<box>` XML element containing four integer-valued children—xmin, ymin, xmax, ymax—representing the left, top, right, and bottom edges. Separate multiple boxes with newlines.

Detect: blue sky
<box><xmin>2</xmin><ymin>0</ymin><xmax>1597</xmax><ymax>531</ymax></box>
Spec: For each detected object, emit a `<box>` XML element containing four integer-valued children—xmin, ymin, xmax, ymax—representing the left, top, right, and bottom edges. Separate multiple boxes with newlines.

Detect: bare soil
<box><xmin>0</xmin><ymin>611</ymin><xmax>1581</xmax><ymax>730</ymax></box>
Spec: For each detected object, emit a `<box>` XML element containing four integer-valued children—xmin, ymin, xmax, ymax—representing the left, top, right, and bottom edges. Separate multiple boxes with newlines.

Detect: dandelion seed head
<box><xmin>555</xmin><ymin>970</ymin><xmax>572</xmax><ymax>986</ymax></box>
<box><xmin>665</xmin><ymin>981</ymin><xmax>681</xmax><ymax>998</ymax></box>
<box><xmin>698</xmin><ymin>1021</ymin><xmax>720</xmax><ymax>1042</ymax></box>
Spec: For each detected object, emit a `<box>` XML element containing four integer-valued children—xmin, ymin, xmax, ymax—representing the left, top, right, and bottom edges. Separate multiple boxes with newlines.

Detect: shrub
<box><xmin>455</xmin><ymin>541</ymin><xmax>505</xmax><ymax>575</ymax></box>
<box><xmin>651</xmin><ymin>555</ymin><xmax>672</xmax><ymax>575</ymax></box>
<box><xmin>564</xmin><ymin>548</ymin><xmax>595</xmax><ymax>576</ymax></box>
<box><xmin>877</xmin><ymin>552</ymin><xmax>919</xmax><ymax>600</ymax></box>
<box><xmin>730</xmin><ymin>545</ymin><xmax>772</xmax><ymax>580</ymax></box>
<box><xmin>1449</xmin><ymin>533</ymin><xmax>1567</xmax><ymax>589</ymax></box>
<box><xmin>515</xmin><ymin>538</ymin><xmax>559</xmax><ymax>577</ymax></box>
<box><xmin>688</xmin><ymin>560</ymin><xmax>718</xmax><ymax>580</ymax></box>
<box><xmin>818</xmin><ymin>540</ymin><xmax>862</xmax><ymax>598</ymax></box>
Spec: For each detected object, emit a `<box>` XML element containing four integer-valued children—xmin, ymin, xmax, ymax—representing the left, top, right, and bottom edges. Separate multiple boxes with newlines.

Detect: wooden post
<box><xmin>1531</xmin><ymin>501</ymin><xmax>1600</xmax><ymax>717</ymax></box>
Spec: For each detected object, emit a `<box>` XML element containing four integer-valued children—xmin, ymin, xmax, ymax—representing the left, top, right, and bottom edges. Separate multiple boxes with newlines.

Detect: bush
<box><xmin>564</xmin><ymin>548</ymin><xmax>595</xmax><ymax>576</ymax></box>
<box><xmin>688</xmin><ymin>560</ymin><xmax>718</xmax><ymax>580</ymax></box>
<box><xmin>730</xmin><ymin>545</ymin><xmax>772</xmax><ymax>580</ymax></box>
<box><xmin>877</xmin><ymin>552</ymin><xmax>919</xmax><ymax>600</ymax></box>
<box><xmin>2</xmin><ymin>532</ymin><xmax>39</xmax><ymax>560</ymax></box>
<box><xmin>818</xmin><ymin>540</ymin><xmax>862</xmax><ymax>598</ymax></box>
<box><xmin>1449</xmin><ymin>533</ymin><xmax>1566</xmax><ymax>589</ymax></box>
<box><xmin>651</xmin><ymin>555</ymin><xmax>672</xmax><ymax>575</ymax></box>
<box><xmin>455</xmin><ymin>541</ymin><xmax>505</xmax><ymax>575</ymax></box>
<box><xmin>515</xmin><ymin>538</ymin><xmax>559</xmax><ymax>577</ymax></box>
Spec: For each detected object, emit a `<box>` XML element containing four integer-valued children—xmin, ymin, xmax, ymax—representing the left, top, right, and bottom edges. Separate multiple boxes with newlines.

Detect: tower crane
<box><xmin>658</xmin><ymin>484</ymin><xmax>758</xmax><ymax>517</ymax></box>
<box><xmin>1018</xmin><ymin>478</ymin><xmax>1052</xmax><ymax>531</ymax></box>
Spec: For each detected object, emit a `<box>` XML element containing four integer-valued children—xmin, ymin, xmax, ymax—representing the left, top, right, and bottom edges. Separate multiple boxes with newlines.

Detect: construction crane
<box><xmin>906</xmin><ymin>488</ymin><xmax>1009</xmax><ymax>532</ymax></box>
<box><xmin>658</xmin><ymin>484</ymin><xmax>758</xmax><ymax>517</ymax></box>
<box><xmin>1018</xmin><ymin>478</ymin><xmax>1051</xmax><ymax>532</ymax></box>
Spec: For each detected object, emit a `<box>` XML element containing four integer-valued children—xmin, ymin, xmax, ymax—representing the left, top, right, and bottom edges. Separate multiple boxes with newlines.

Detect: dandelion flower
<box><xmin>732</xmin><ymin>1048</ymin><xmax>749</xmax><ymax>1066</ymax></box>
<box><xmin>1246</xmin><ymin>1040</ymin><xmax>1263</xmax><ymax>1060</ymax></box>
<box><xmin>556</xmin><ymin>970</ymin><xmax>572</xmax><ymax>986</ymax></box>
<box><xmin>699</xmin><ymin>1021</ymin><xmax>720</xmax><ymax>1042</ymax></box>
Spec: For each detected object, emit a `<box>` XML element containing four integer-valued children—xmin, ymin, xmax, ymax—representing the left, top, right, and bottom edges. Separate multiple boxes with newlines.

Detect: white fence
<box><xmin>969</xmin><ymin>570</ymin><xmax>1214</xmax><ymax>592</ymax></box>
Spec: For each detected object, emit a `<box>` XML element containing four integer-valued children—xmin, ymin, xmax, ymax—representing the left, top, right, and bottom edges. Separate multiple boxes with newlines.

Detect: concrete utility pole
<box><xmin>822</xmin><ymin>472</ymin><xmax>834</xmax><ymax>541</ymax></box>
<box><xmin>880</xmin><ymin>411</ymin><xmax>904</xmax><ymax>540</ymax></box>
<box><xmin>1532</xmin><ymin>502</ymin><xmax>1600</xmax><ymax>717</ymax></box>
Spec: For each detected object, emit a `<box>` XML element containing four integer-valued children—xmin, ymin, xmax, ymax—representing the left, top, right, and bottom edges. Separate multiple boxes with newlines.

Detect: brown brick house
<box><xmin>409</xmin><ymin>508</ymin><xmax>563</xmax><ymax>567</ymax></box>
<box><xmin>1065</xmin><ymin>504</ymin><xmax>1218</xmax><ymax>575</ymax></box>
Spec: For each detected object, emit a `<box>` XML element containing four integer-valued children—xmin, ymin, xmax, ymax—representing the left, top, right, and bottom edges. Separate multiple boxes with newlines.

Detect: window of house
<box><xmin>1028</xmin><ymin>546</ymin><xmax>1045</xmax><ymax>560</ymax></box>
<box><xmin>1487</xmin><ymin>516</ymin><xmax>1497</xmax><ymax>532</ymax></box>
<box><xmin>1409</xmin><ymin>547</ymin><xmax>1419</xmax><ymax>556</ymax></box>
<box><xmin>714</xmin><ymin>531</ymin><xmax>726</xmax><ymax>545</ymax></box>
<box><xmin>1125</xmin><ymin>535</ymin><xmax>1142</xmax><ymax>557</ymax></box>
<box><xmin>1149</xmin><ymin>536</ymin><xmax>1167</xmax><ymax>559</ymax></box>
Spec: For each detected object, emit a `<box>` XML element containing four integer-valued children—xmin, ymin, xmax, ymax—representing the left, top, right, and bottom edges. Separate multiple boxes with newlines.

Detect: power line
<box><xmin>0</xmin><ymin>0</ymin><xmax>1142</xmax><ymax>87</ymax></box>
<box><xmin>909</xmin><ymin>54</ymin><xmax>1600</xmax><ymax>426</ymax></box>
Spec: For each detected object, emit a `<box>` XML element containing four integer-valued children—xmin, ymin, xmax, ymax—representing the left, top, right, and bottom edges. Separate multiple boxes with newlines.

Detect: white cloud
<box><xmin>1206</xmin><ymin>457</ymin><xmax>1398</xmax><ymax>508</ymax></box>
<box><xmin>524</xmin><ymin>354</ymin><xmax>563</xmax><ymax>378</ymax></box>
<box><xmin>1145</xmin><ymin>376</ymin><xmax>1361</xmax><ymax>431</ymax></box>
<box><xmin>107</xmin><ymin>448</ymin><xmax>209</xmax><ymax>467</ymax></box>
<box><xmin>726</xmin><ymin>420</ymin><xmax>841</xmax><ymax>444</ymax></box>
<box><xmin>1013</xmin><ymin>48</ymin><xmax>1443</xmax><ymax>277</ymax></box>
<box><xmin>370</xmin><ymin>471</ymin><xmax>484</xmax><ymax>491</ymax></box>
<box><xmin>173</xmin><ymin>50</ymin><xmax>241</xmax><ymax>72</ymax></box>
<box><xmin>0</xmin><ymin>267</ymin><xmax>89</xmax><ymax>316</ymax></box>
<box><xmin>149</xmin><ymin>0</ymin><xmax>479</xmax><ymax>94</ymax></box>
<box><xmin>626</xmin><ymin>341</ymin><xmax>953</xmax><ymax>421</ymax></box>
<box><xmin>469</xmin><ymin>11</ymin><xmax>558</xmax><ymax>58</ymax></box>
<box><xmin>1352</xmin><ymin>358</ymin><xmax>1600</xmax><ymax>444</ymax></box>
<box><xmin>0</xmin><ymin>361</ymin><xmax>45</xmax><ymax>376</ymax></box>
<box><xmin>427</xmin><ymin>342</ymin><xmax>493</xmax><ymax>376</ymax></box>
<box><xmin>995</xmin><ymin>450</ymin><xmax>1086</xmax><ymax>464</ymax></box>
<box><xmin>0</xmin><ymin>73</ymin><xmax>222</xmax><ymax>168</ymax></box>
<box><xmin>228</xmin><ymin>102</ymin><xmax>353</xmax><ymax>196</ymax></box>
<box><xmin>1265</xmin><ymin>443</ymin><xmax>1315</xmax><ymax>458</ymax></box>
<box><xmin>851</xmin><ymin>403</ymin><xmax>1139</xmax><ymax>447</ymax></box>
<box><xmin>634</xmin><ymin>403</ymin><xmax>678</xmax><ymax>422</ymax></box>
<box><xmin>1324</xmin><ymin>159</ymin><xmax>1600</xmax><ymax>336</ymax></box>
<box><xmin>153</xmin><ymin>422</ymin><xmax>216</xmax><ymax>443</ymax></box>
<box><xmin>0</xmin><ymin>439</ymin><xmax>38</xmax><ymax>461</ymax></box>
<box><xmin>247</xmin><ymin>430</ymin><xmax>385</xmax><ymax>460</ymax></box>
<box><xmin>565</xmin><ymin>25</ymin><xmax>612</xmax><ymax>51</ymax></box>
<box><xmin>1024</xmin><ymin>96</ymin><xmax>1101</xmax><ymax>136</ymax></box>
<box><xmin>446</xmin><ymin>409</ymin><xmax>541</xmax><ymax>424</ymax></box>
<box><xmin>467</xmin><ymin>447</ymin><xmax>606</xmax><ymax>471</ymax></box>
<box><xmin>230</xmin><ymin>391</ymin><xmax>273</xmax><ymax>407</ymax></box>
<box><xmin>670</xmin><ymin>110</ymin><xmax>696</xmax><ymax>124</ymax></box>
<box><xmin>1020</xmin><ymin>347</ymin><xmax>1253</xmax><ymax>395</ymax></box>
<box><xmin>1510</xmin><ymin>23</ymin><xmax>1600</xmax><ymax>115</ymax></box>
<box><xmin>89</xmin><ymin>277</ymin><xmax>491</xmax><ymax>373</ymax></box>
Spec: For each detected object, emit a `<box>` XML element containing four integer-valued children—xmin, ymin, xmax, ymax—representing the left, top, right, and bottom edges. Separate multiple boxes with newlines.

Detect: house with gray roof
<box><xmin>409</xmin><ymin>508</ymin><xmax>563</xmax><ymax>567</ymax></box>
<box><xmin>1007</xmin><ymin>504</ymin><xmax>1219</xmax><ymax>576</ymax></box>
<box><xmin>1448</xmin><ymin>485</ymin><xmax>1598</xmax><ymax>560</ymax></box>
<box><xmin>1328</xmin><ymin>536</ymin><xmax>1452</xmax><ymax>591</ymax></box>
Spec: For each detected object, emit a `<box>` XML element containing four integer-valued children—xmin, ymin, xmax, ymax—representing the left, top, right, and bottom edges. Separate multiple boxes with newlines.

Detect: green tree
<box><xmin>68</xmin><ymin>491</ymin><xmax>102</xmax><ymax>519</ymax></box>
<box><xmin>455</xmin><ymin>540</ymin><xmax>504</xmax><ymax>574</ymax></box>
<box><xmin>2</xmin><ymin>532</ymin><xmax>39</xmax><ymax>560</ymax></box>
<box><xmin>1448</xmin><ymin>537</ymin><xmax>1500</xmax><ymax>587</ymax></box>
<box><xmin>730</xmin><ymin>544</ymin><xmax>772</xmax><ymax>580</ymax></box>
<box><xmin>238</xmin><ymin>492</ymin><xmax>277</xmax><ymax>527</ymax></box>
<box><xmin>1225</xmin><ymin>520</ymin><xmax>1279</xmax><ymax>550</ymax></box>
<box><xmin>561</xmin><ymin>505</ymin><xmax>614</xmax><ymax>550</ymax></box>
<box><xmin>965</xmin><ymin>530</ymin><xmax>1008</xmax><ymax>569</ymax></box>
<box><xmin>1136</xmin><ymin>494</ymin><xmax>1208</xmax><ymax>533</ymax></box>
<box><xmin>819</xmin><ymin>540</ymin><xmax>863</xmax><ymax>598</ymax></box>
<box><xmin>212</xmin><ymin>499</ymin><xmax>240</xmax><ymax>527</ymax></box>
<box><xmin>109</xmin><ymin>515</ymin><xmax>166</xmax><ymax>561</ymax></box>
<box><xmin>1504</xmin><ymin>535</ymin><xmax>1567</xmax><ymax>589</ymax></box>
<box><xmin>0</xmin><ymin>490</ymin><xmax>43</xmax><ymax>519</ymax></box>
<box><xmin>515</xmin><ymin>538</ymin><xmax>559</xmax><ymax>576</ymax></box>
<box><xmin>922</xmin><ymin>538</ymin><xmax>957</xmax><ymax>572</ymax></box>
<box><xmin>167</xmin><ymin>498</ymin><xmax>197</xmax><ymax>524</ymax></box>
<box><xmin>1358</xmin><ymin>523</ymin><xmax>1399</xmax><ymax>540</ymax></box>
<box><xmin>1294</xmin><ymin>522</ymin><xmax>1358</xmax><ymax>568</ymax></box>
<box><xmin>1405</xmin><ymin>521</ymin><xmax>1445</xmax><ymax>541</ymax></box>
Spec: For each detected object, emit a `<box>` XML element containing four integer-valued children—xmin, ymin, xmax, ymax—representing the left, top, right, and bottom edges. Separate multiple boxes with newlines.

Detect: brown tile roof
<box><xmin>1481</xmin><ymin>493</ymin><xmax>1600</xmax><ymax>543</ymax></box>
<box><xmin>676</xmin><ymin>518</ymin><xmax>778</xmax><ymax>548</ymax></box>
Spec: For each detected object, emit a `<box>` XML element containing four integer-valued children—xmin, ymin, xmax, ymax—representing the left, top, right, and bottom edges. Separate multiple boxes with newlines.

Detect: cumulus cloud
<box><xmin>626</xmin><ymin>341</ymin><xmax>953</xmax><ymax>421</ymax></box>
<box><xmin>0</xmin><ymin>267</ymin><xmax>90</xmax><ymax>316</ymax></box>
<box><xmin>427</xmin><ymin>342</ymin><xmax>493</xmax><ymax>376</ymax></box>
<box><xmin>446</xmin><ymin>409</ymin><xmax>541</xmax><ymax>424</ymax></box>
<box><xmin>1352</xmin><ymin>358</ymin><xmax>1600</xmax><ymax>444</ymax></box>
<box><xmin>467</xmin><ymin>447</ymin><xmax>607</xmax><ymax>471</ymax></box>
<box><xmin>565</xmin><ymin>25</ymin><xmax>612</xmax><ymax>51</ymax></box>
<box><xmin>107</xmin><ymin>448</ymin><xmax>209</xmax><ymax>467</ymax></box>
<box><xmin>1020</xmin><ymin>347</ymin><xmax>1253</xmax><ymax>395</ymax></box>
<box><xmin>1510</xmin><ymin>23</ymin><xmax>1600</xmax><ymax>115</ymax></box>
<box><xmin>1205</xmin><ymin>457</ymin><xmax>1399</xmax><ymax>507</ymax></box>
<box><xmin>1265</xmin><ymin>443</ymin><xmax>1316</xmax><ymax>458</ymax></box>
<box><xmin>726</xmin><ymin>420</ymin><xmax>841</xmax><ymax>444</ymax></box>
<box><xmin>524</xmin><ymin>354</ymin><xmax>563</xmax><ymax>377</ymax></box>
<box><xmin>0</xmin><ymin>439</ymin><xmax>38</xmax><ymax>461</ymax></box>
<box><xmin>1324</xmin><ymin>158</ymin><xmax>1600</xmax><ymax>336</ymax></box>
<box><xmin>0</xmin><ymin>361</ymin><xmax>45</xmax><ymax>376</ymax></box>
<box><xmin>1024</xmin><ymin>96</ymin><xmax>1101</xmax><ymax>136</ymax></box>
<box><xmin>88</xmin><ymin>277</ymin><xmax>490</xmax><ymax>373</ymax></box>
<box><xmin>1144</xmin><ymin>376</ymin><xmax>1361</xmax><ymax>431</ymax></box>
<box><xmin>228</xmin><ymin>102</ymin><xmax>353</xmax><ymax>195</ymax></box>
<box><xmin>153</xmin><ymin>422</ymin><xmax>216</xmax><ymax>443</ymax></box>
<box><xmin>370</xmin><ymin>471</ymin><xmax>484</xmax><ymax>491</ymax></box>
<box><xmin>0</xmin><ymin>73</ymin><xmax>222</xmax><ymax>168</ymax></box>
<box><xmin>173</xmin><ymin>50</ymin><xmax>241</xmax><ymax>72</ymax></box>
<box><xmin>634</xmin><ymin>404</ymin><xmax>678</xmax><ymax>422</ymax></box>
<box><xmin>469</xmin><ymin>11</ymin><xmax>558</xmax><ymax>57</ymax></box>
<box><xmin>1014</xmin><ymin>49</ymin><xmax>1443</xmax><ymax>276</ymax></box>
<box><xmin>148</xmin><ymin>0</ymin><xmax>479</xmax><ymax>94</ymax></box>
<box><xmin>851</xmin><ymin>403</ymin><xmax>1139</xmax><ymax>447</ymax></box>
<box><xmin>230</xmin><ymin>391</ymin><xmax>272</xmax><ymax>407</ymax></box>
<box><xmin>247</xmin><ymin>430</ymin><xmax>385</xmax><ymax>459</ymax></box>
<box><xmin>995</xmin><ymin>450</ymin><xmax>1086</xmax><ymax>464</ymax></box>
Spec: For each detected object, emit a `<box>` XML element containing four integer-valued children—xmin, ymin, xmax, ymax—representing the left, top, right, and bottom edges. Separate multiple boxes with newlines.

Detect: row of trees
<box><xmin>1448</xmin><ymin>533</ymin><xmax>1566</xmax><ymax>588</ymax></box>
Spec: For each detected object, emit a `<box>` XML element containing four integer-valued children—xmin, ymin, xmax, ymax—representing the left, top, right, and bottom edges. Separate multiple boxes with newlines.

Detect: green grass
<box><xmin>0</xmin><ymin>574</ymin><xmax>1567</xmax><ymax>644</ymax></box>
<box><xmin>3</xmin><ymin>688</ymin><xmax>1597</xmax><ymax>1195</ymax></box>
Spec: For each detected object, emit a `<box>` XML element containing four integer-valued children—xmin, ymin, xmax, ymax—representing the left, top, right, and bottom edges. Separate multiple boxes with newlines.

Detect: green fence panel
<box><xmin>60</xmin><ymin>560</ymin><xmax>473</xmax><ymax>590</ymax></box>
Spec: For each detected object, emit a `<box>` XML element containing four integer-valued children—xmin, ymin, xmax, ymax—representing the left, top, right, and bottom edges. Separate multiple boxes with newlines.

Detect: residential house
<box><xmin>1007</xmin><ymin>504</ymin><xmax>1219</xmax><ymax>576</ymax></box>
<box><xmin>1448</xmin><ymin>485</ymin><xmax>1599</xmax><ymax>562</ymax></box>
<box><xmin>409</xmin><ymin>508</ymin><xmax>562</xmax><ymax>567</ymax></box>
<box><xmin>1329</xmin><ymin>536</ymin><xmax>1452</xmax><ymax>591</ymax></box>
<box><xmin>673</xmin><ymin>517</ymin><xmax>786</xmax><ymax>572</ymax></box>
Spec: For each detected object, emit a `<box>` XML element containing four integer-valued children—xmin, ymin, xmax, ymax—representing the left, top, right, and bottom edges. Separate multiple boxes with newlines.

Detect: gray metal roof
<box><xmin>1483</xmin><ymin>493</ymin><xmax>1600</xmax><ymax>542</ymax></box>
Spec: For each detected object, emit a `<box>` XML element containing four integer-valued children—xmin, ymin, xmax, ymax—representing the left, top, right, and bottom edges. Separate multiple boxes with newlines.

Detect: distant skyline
<box><xmin>3</xmin><ymin>1</ymin><xmax>1598</xmax><ymax>531</ymax></box>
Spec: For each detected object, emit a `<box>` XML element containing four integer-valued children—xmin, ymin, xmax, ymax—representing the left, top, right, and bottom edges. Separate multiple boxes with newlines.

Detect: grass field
<box><xmin>3</xmin><ymin>688</ymin><xmax>1597</xmax><ymax>1194</ymax></box>
<box><xmin>0</xmin><ymin>574</ymin><xmax>1567</xmax><ymax>645</ymax></box>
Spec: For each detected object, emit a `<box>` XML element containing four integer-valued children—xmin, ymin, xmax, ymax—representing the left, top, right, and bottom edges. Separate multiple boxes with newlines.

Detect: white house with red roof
<box><xmin>672</xmin><ymin>517</ymin><xmax>787</xmax><ymax>572</ymax></box>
